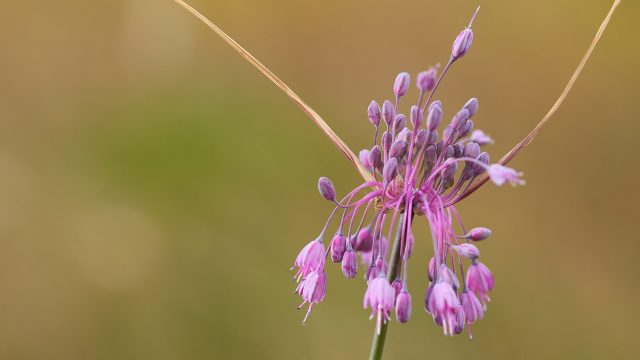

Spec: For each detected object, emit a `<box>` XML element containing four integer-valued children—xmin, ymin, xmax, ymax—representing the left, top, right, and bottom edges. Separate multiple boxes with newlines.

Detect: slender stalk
<box><xmin>368</xmin><ymin>212</ymin><xmax>412</xmax><ymax>360</ymax></box>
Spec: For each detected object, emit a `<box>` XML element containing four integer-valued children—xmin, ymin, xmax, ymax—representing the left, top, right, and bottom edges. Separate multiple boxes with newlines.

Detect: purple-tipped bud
<box><xmin>389</xmin><ymin>140</ymin><xmax>408</xmax><ymax>160</ymax></box>
<box><xmin>330</xmin><ymin>234</ymin><xmax>347</xmax><ymax>263</ymax></box>
<box><xmin>341</xmin><ymin>249</ymin><xmax>357</xmax><ymax>278</ymax></box>
<box><xmin>453</xmin><ymin>143</ymin><xmax>465</xmax><ymax>158</ymax></box>
<box><xmin>393</xmin><ymin>114</ymin><xmax>406</xmax><ymax>133</ymax></box>
<box><xmin>417</xmin><ymin>68</ymin><xmax>437</xmax><ymax>92</ymax></box>
<box><xmin>369</xmin><ymin>145</ymin><xmax>383</xmax><ymax>171</ymax></box>
<box><xmin>393</xmin><ymin>72</ymin><xmax>410</xmax><ymax>98</ymax></box>
<box><xmin>382</xmin><ymin>100</ymin><xmax>395</xmax><ymax>126</ymax></box>
<box><xmin>410</xmin><ymin>105</ymin><xmax>423</xmax><ymax>128</ymax></box>
<box><xmin>391</xmin><ymin>279</ymin><xmax>403</xmax><ymax>296</ymax></box>
<box><xmin>452</xmin><ymin>243</ymin><xmax>480</xmax><ymax>259</ymax></box>
<box><xmin>460</xmin><ymin>290</ymin><xmax>484</xmax><ymax>325</ymax></box>
<box><xmin>466</xmin><ymin>227</ymin><xmax>492</xmax><ymax>241</ymax></box>
<box><xmin>463</xmin><ymin>98</ymin><xmax>479</xmax><ymax>117</ymax></box>
<box><xmin>359</xmin><ymin>149</ymin><xmax>372</xmax><ymax>168</ymax></box>
<box><xmin>464</xmin><ymin>142</ymin><xmax>481</xmax><ymax>159</ymax></box>
<box><xmin>396</xmin><ymin>128</ymin><xmax>410</xmax><ymax>142</ymax></box>
<box><xmin>427</xmin><ymin>101</ymin><xmax>443</xmax><ymax>131</ymax></box>
<box><xmin>443</xmin><ymin>145</ymin><xmax>455</xmax><ymax>160</ymax></box>
<box><xmin>425</xmin><ymin>145</ymin><xmax>437</xmax><ymax>164</ymax></box>
<box><xmin>354</xmin><ymin>226</ymin><xmax>373</xmax><ymax>252</ymax></box>
<box><xmin>383</xmin><ymin>158</ymin><xmax>399</xmax><ymax>184</ymax></box>
<box><xmin>459</xmin><ymin>119</ymin><xmax>474</xmax><ymax>137</ymax></box>
<box><xmin>427</xmin><ymin>129</ymin><xmax>438</xmax><ymax>145</ymax></box>
<box><xmin>395</xmin><ymin>290</ymin><xmax>412</xmax><ymax>323</ymax></box>
<box><xmin>451</xmin><ymin>109</ymin><xmax>470</xmax><ymax>130</ymax></box>
<box><xmin>367</xmin><ymin>100</ymin><xmax>381</xmax><ymax>126</ymax></box>
<box><xmin>415</xmin><ymin>129</ymin><xmax>428</xmax><ymax>149</ymax></box>
<box><xmin>452</xmin><ymin>28</ymin><xmax>474</xmax><ymax>59</ymax></box>
<box><xmin>473</xmin><ymin>152</ymin><xmax>490</xmax><ymax>176</ymax></box>
<box><xmin>317</xmin><ymin>177</ymin><xmax>336</xmax><ymax>202</ymax></box>
<box><xmin>381</xmin><ymin>131</ymin><xmax>393</xmax><ymax>153</ymax></box>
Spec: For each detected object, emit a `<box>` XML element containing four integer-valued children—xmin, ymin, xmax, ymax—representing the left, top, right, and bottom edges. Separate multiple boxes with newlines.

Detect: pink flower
<box><xmin>364</xmin><ymin>275</ymin><xmax>396</xmax><ymax>333</ymax></box>
<box><xmin>427</xmin><ymin>281</ymin><xmax>462</xmax><ymax>336</ymax></box>
<box><xmin>466</xmin><ymin>261</ymin><xmax>494</xmax><ymax>307</ymax></box>
<box><xmin>296</xmin><ymin>269</ymin><xmax>327</xmax><ymax>323</ymax></box>
<box><xmin>470</xmin><ymin>129</ymin><xmax>494</xmax><ymax>145</ymax></box>
<box><xmin>487</xmin><ymin>164</ymin><xmax>525</xmax><ymax>186</ymax></box>
<box><xmin>292</xmin><ymin>239</ymin><xmax>325</xmax><ymax>282</ymax></box>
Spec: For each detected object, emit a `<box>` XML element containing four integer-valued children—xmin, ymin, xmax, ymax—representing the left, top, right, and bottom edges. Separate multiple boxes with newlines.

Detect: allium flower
<box><xmin>427</xmin><ymin>281</ymin><xmax>463</xmax><ymax>336</ymax></box>
<box><xmin>292</xmin><ymin>238</ymin><xmax>324</xmax><ymax>282</ymax></box>
<box><xmin>466</xmin><ymin>260</ymin><xmax>494</xmax><ymax>308</ymax></box>
<box><xmin>296</xmin><ymin>269</ymin><xmax>327</xmax><ymax>323</ymax></box>
<box><xmin>364</xmin><ymin>274</ymin><xmax>396</xmax><ymax>333</ymax></box>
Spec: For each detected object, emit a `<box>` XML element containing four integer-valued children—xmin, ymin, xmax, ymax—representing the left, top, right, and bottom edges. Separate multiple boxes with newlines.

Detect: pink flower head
<box><xmin>363</xmin><ymin>275</ymin><xmax>396</xmax><ymax>333</ymax></box>
<box><xmin>466</xmin><ymin>261</ymin><xmax>494</xmax><ymax>307</ymax></box>
<box><xmin>296</xmin><ymin>269</ymin><xmax>327</xmax><ymax>323</ymax></box>
<box><xmin>470</xmin><ymin>129</ymin><xmax>494</xmax><ymax>145</ymax></box>
<box><xmin>292</xmin><ymin>239</ymin><xmax>325</xmax><ymax>282</ymax></box>
<box><xmin>487</xmin><ymin>164</ymin><xmax>525</xmax><ymax>186</ymax></box>
<box><xmin>427</xmin><ymin>281</ymin><xmax>462</xmax><ymax>336</ymax></box>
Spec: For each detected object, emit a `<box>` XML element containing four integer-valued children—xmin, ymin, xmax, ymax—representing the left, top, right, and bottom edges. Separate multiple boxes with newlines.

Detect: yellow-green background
<box><xmin>0</xmin><ymin>0</ymin><xmax>637</xmax><ymax>359</ymax></box>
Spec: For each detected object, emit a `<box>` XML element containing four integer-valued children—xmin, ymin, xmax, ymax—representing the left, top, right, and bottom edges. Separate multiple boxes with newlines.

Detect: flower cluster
<box><xmin>291</xmin><ymin>7</ymin><xmax>523</xmax><ymax>338</ymax></box>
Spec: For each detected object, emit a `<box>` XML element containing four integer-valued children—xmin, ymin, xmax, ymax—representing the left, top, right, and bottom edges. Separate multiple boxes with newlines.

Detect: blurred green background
<box><xmin>0</xmin><ymin>0</ymin><xmax>638</xmax><ymax>359</ymax></box>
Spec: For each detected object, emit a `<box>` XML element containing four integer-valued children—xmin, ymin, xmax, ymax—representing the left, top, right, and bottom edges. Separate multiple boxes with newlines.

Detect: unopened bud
<box><xmin>330</xmin><ymin>234</ymin><xmax>347</xmax><ymax>262</ymax></box>
<box><xmin>443</xmin><ymin>125</ymin><xmax>457</xmax><ymax>144</ymax></box>
<box><xmin>389</xmin><ymin>140</ymin><xmax>408</xmax><ymax>160</ymax></box>
<box><xmin>317</xmin><ymin>177</ymin><xmax>336</xmax><ymax>202</ymax></box>
<box><xmin>427</xmin><ymin>100</ymin><xmax>443</xmax><ymax>130</ymax></box>
<box><xmin>367</xmin><ymin>100</ymin><xmax>381</xmax><ymax>126</ymax></box>
<box><xmin>396</xmin><ymin>128</ymin><xmax>410</xmax><ymax>142</ymax></box>
<box><xmin>428</xmin><ymin>256</ymin><xmax>437</xmax><ymax>282</ymax></box>
<box><xmin>415</xmin><ymin>129</ymin><xmax>428</xmax><ymax>149</ymax></box>
<box><xmin>392</xmin><ymin>279</ymin><xmax>403</xmax><ymax>296</ymax></box>
<box><xmin>464</xmin><ymin>142</ymin><xmax>481</xmax><ymax>159</ymax></box>
<box><xmin>382</xmin><ymin>100</ymin><xmax>395</xmax><ymax>127</ymax></box>
<box><xmin>474</xmin><ymin>152</ymin><xmax>490</xmax><ymax>176</ymax></box>
<box><xmin>394</xmin><ymin>72</ymin><xmax>410</xmax><ymax>98</ymax></box>
<box><xmin>359</xmin><ymin>149</ymin><xmax>371</xmax><ymax>168</ymax></box>
<box><xmin>410</xmin><ymin>105</ymin><xmax>423</xmax><ymax>128</ymax></box>
<box><xmin>459</xmin><ymin>119</ymin><xmax>474</xmax><ymax>137</ymax></box>
<box><xmin>417</xmin><ymin>68</ymin><xmax>437</xmax><ymax>92</ymax></box>
<box><xmin>369</xmin><ymin>145</ymin><xmax>383</xmax><ymax>171</ymax></box>
<box><xmin>451</xmin><ymin>108</ymin><xmax>470</xmax><ymax>130</ymax></box>
<box><xmin>452</xmin><ymin>28</ymin><xmax>473</xmax><ymax>59</ymax></box>
<box><xmin>453</xmin><ymin>243</ymin><xmax>480</xmax><ymax>259</ymax></box>
<box><xmin>395</xmin><ymin>290</ymin><xmax>412</xmax><ymax>323</ymax></box>
<box><xmin>393</xmin><ymin>114</ymin><xmax>406</xmax><ymax>133</ymax></box>
<box><xmin>463</xmin><ymin>98</ymin><xmax>479</xmax><ymax>117</ymax></box>
<box><xmin>341</xmin><ymin>249</ymin><xmax>357</xmax><ymax>278</ymax></box>
<box><xmin>453</xmin><ymin>143</ymin><xmax>465</xmax><ymax>158</ymax></box>
<box><xmin>466</xmin><ymin>227</ymin><xmax>492</xmax><ymax>241</ymax></box>
<box><xmin>383</xmin><ymin>158</ymin><xmax>399</xmax><ymax>184</ymax></box>
<box><xmin>427</xmin><ymin>129</ymin><xmax>438</xmax><ymax>144</ymax></box>
<box><xmin>381</xmin><ymin>131</ymin><xmax>393</xmax><ymax>153</ymax></box>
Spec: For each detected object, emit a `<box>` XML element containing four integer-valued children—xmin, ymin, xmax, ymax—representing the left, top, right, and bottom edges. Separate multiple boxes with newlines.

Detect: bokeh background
<box><xmin>1</xmin><ymin>0</ymin><xmax>638</xmax><ymax>359</ymax></box>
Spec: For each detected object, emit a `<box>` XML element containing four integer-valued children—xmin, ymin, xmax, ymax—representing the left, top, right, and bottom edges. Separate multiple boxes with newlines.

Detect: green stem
<box><xmin>368</xmin><ymin>213</ymin><xmax>410</xmax><ymax>360</ymax></box>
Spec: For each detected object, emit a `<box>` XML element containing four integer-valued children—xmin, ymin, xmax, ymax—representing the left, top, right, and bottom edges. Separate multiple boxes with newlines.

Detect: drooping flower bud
<box><xmin>391</xmin><ymin>279</ymin><xmax>403</xmax><ymax>296</ymax></box>
<box><xmin>292</xmin><ymin>239</ymin><xmax>325</xmax><ymax>282</ymax></box>
<box><xmin>359</xmin><ymin>149</ymin><xmax>371</xmax><ymax>168</ymax></box>
<box><xmin>369</xmin><ymin>145</ymin><xmax>383</xmax><ymax>171</ymax></box>
<box><xmin>393</xmin><ymin>72</ymin><xmax>410</xmax><ymax>98</ymax></box>
<box><xmin>452</xmin><ymin>27</ymin><xmax>473</xmax><ymax>59</ymax></box>
<box><xmin>382</xmin><ymin>100</ymin><xmax>395</xmax><ymax>127</ymax></box>
<box><xmin>452</xmin><ymin>243</ymin><xmax>480</xmax><ymax>259</ymax></box>
<box><xmin>393</xmin><ymin>114</ymin><xmax>406</xmax><ymax>133</ymax></box>
<box><xmin>463</xmin><ymin>97</ymin><xmax>479</xmax><ymax>117</ymax></box>
<box><xmin>341</xmin><ymin>249</ymin><xmax>357</xmax><ymax>278</ymax></box>
<box><xmin>296</xmin><ymin>269</ymin><xmax>327</xmax><ymax>323</ymax></box>
<box><xmin>460</xmin><ymin>290</ymin><xmax>484</xmax><ymax>325</ymax></box>
<box><xmin>383</xmin><ymin>157</ymin><xmax>399</xmax><ymax>184</ymax></box>
<box><xmin>427</xmin><ymin>100</ymin><xmax>443</xmax><ymax>131</ymax></box>
<box><xmin>427</xmin><ymin>281</ymin><xmax>461</xmax><ymax>336</ymax></box>
<box><xmin>466</xmin><ymin>261</ymin><xmax>494</xmax><ymax>307</ymax></box>
<box><xmin>417</xmin><ymin>68</ymin><xmax>437</xmax><ymax>92</ymax></box>
<box><xmin>451</xmin><ymin>108</ymin><xmax>470</xmax><ymax>130</ymax></box>
<box><xmin>465</xmin><ymin>227</ymin><xmax>491</xmax><ymax>241</ymax></box>
<box><xmin>389</xmin><ymin>140</ymin><xmax>408</xmax><ymax>160</ymax></box>
<box><xmin>330</xmin><ymin>234</ymin><xmax>347</xmax><ymax>262</ymax></box>
<box><xmin>381</xmin><ymin>131</ymin><xmax>392</xmax><ymax>153</ymax></box>
<box><xmin>317</xmin><ymin>177</ymin><xmax>336</xmax><ymax>202</ymax></box>
<box><xmin>410</xmin><ymin>105</ymin><xmax>423</xmax><ymax>128</ymax></box>
<box><xmin>367</xmin><ymin>100</ymin><xmax>381</xmax><ymax>126</ymax></box>
<box><xmin>395</xmin><ymin>290</ymin><xmax>412</xmax><ymax>323</ymax></box>
<box><xmin>353</xmin><ymin>226</ymin><xmax>373</xmax><ymax>252</ymax></box>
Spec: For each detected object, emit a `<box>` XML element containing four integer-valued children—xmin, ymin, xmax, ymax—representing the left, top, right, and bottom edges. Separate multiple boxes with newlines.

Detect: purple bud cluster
<box><xmin>291</xmin><ymin>6</ymin><xmax>522</xmax><ymax>338</ymax></box>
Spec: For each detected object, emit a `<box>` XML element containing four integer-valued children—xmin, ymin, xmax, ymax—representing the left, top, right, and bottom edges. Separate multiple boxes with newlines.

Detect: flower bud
<box><xmin>330</xmin><ymin>234</ymin><xmax>347</xmax><ymax>262</ymax></box>
<box><xmin>367</xmin><ymin>100</ymin><xmax>381</xmax><ymax>126</ymax></box>
<box><xmin>410</xmin><ymin>105</ymin><xmax>423</xmax><ymax>128</ymax></box>
<box><xmin>359</xmin><ymin>149</ymin><xmax>371</xmax><ymax>168</ymax></box>
<box><xmin>417</xmin><ymin>68</ymin><xmax>437</xmax><ymax>92</ymax></box>
<box><xmin>452</xmin><ymin>28</ymin><xmax>473</xmax><ymax>59</ymax></box>
<box><xmin>424</xmin><ymin>145</ymin><xmax>437</xmax><ymax>164</ymax></box>
<box><xmin>341</xmin><ymin>249</ymin><xmax>357</xmax><ymax>279</ymax></box>
<box><xmin>473</xmin><ymin>151</ymin><xmax>489</xmax><ymax>176</ymax></box>
<box><xmin>415</xmin><ymin>129</ymin><xmax>428</xmax><ymax>150</ymax></box>
<box><xmin>463</xmin><ymin>97</ymin><xmax>479</xmax><ymax>117</ymax></box>
<box><xmin>317</xmin><ymin>177</ymin><xmax>336</xmax><ymax>202</ymax></box>
<box><xmin>382</xmin><ymin>100</ymin><xmax>395</xmax><ymax>127</ymax></box>
<box><xmin>396</xmin><ymin>128</ymin><xmax>410</xmax><ymax>142</ymax></box>
<box><xmin>383</xmin><ymin>158</ymin><xmax>399</xmax><ymax>184</ymax></box>
<box><xmin>451</xmin><ymin>108</ymin><xmax>470</xmax><ymax>130</ymax></box>
<box><xmin>453</xmin><ymin>243</ymin><xmax>480</xmax><ymax>259</ymax></box>
<box><xmin>464</xmin><ymin>142</ymin><xmax>480</xmax><ymax>159</ymax></box>
<box><xmin>389</xmin><ymin>140</ymin><xmax>408</xmax><ymax>160</ymax></box>
<box><xmin>440</xmin><ymin>265</ymin><xmax>460</xmax><ymax>291</ymax></box>
<box><xmin>428</xmin><ymin>256</ymin><xmax>437</xmax><ymax>282</ymax></box>
<box><xmin>391</xmin><ymin>279</ymin><xmax>403</xmax><ymax>297</ymax></box>
<box><xmin>394</xmin><ymin>72</ymin><xmax>410</xmax><ymax>98</ymax></box>
<box><xmin>459</xmin><ymin>119</ymin><xmax>474</xmax><ymax>137</ymax></box>
<box><xmin>453</xmin><ymin>143</ymin><xmax>465</xmax><ymax>158</ymax></box>
<box><xmin>354</xmin><ymin>226</ymin><xmax>373</xmax><ymax>252</ymax></box>
<box><xmin>395</xmin><ymin>290</ymin><xmax>412</xmax><ymax>323</ymax></box>
<box><xmin>369</xmin><ymin>145</ymin><xmax>383</xmax><ymax>171</ymax></box>
<box><xmin>466</xmin><ymin>227</ymin><xmax>491</xmax><ymax>241</ymax></box>
<box><xmin>381</xmin><ymin>131</ymin><xmax>393</xmax><ymax>153</ymax></box>
<box><xmin>404</xmin><ymin>231</ymin><xmax>414</xmax><ymax>258</ymax></box>
<box><xmin>443</xmin><ymin>145</ymin><xmax>455</xmax><ymax>160</ymax></box>
<box><xmin>443</xmin><ymin>125</ymin><xmax>456</xmax><ymax>144</ymax></box>
<box><xmin>427</xmin><ymin>129</ymin><xmax>438</xmax><ymax>144</ymax></box>
<box><xmin>427</xmin><ymin>100</ymin><xmax>443</xmax><ymax>131</ymax></box>
<box><xmin>393</xmin><ymin>114</ymin><xmax>406</xmax><ymax>133</ymax></box>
